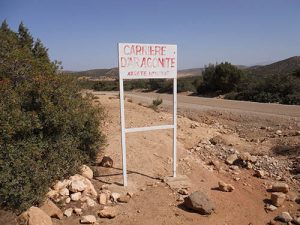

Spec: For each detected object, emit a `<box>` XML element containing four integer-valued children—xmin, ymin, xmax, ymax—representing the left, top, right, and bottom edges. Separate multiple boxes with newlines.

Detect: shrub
<box><xmin>149</xmin><ymin>97</ymin><xmax>163</xmax><ymax>111</ymax></box>
<box><xmin>197</xmin><ymin>62</ymin><xmax>242</xmax><ymax>94</ymax></box>
<box><xmin>0</xmin><ymin>21</ymin><xmax>105</xmax><ymax>212</ymax></box>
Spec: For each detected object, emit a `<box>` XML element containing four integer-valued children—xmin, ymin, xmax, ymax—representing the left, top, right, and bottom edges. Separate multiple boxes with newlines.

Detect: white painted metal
<box><xmin>173</xmin><ymin>78</ymin><xmax>177</xmax><ymax>177</ymax></box>
<box><xmin>118</xmin><ymin>43</ymin><xmax>177</xmax><ymax>186</ymax></box>
<box><xmin>119</xmin><ymin>70</ymin><xmax>128</xmax><ymax>187</ymax></box>
<box><xmin>125</xmin><ymin>124</ymin><xmax>174</xmax><ymax>133</ymax></box>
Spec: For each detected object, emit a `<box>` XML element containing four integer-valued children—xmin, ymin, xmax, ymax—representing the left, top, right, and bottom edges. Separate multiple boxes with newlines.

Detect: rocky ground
<box><xmin>2</xmin><ymin>92</ymin><xmax>300</xmax><ymax>225</ymax></box>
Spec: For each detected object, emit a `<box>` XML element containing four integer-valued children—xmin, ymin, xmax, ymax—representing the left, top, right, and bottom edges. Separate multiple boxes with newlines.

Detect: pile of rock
<box><xmin>190</xmin><ymin>137</ymin><xmax>297</xmax><ymax>184</ymax></box>
<box><xmin>17</xmin><ymin>163</ymin><xmax>131</xmax><ymax>225</ymax></box>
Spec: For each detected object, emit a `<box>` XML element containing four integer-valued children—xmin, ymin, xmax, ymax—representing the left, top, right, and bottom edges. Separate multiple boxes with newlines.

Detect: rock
<box><xmin>65</xmin><ymin>197</ymin><xmax>71</xmax><ymax>204</ymax></box>
<box><xmin>18</xmin><ymin>206</ymin><xmax>53</xmax><ymax>225</ymax></box>
<box><xmin>69</xmin><ymin>180</ymin><xmax>87</xmax><ymax>193</ymax></box>
<box><xmin>183</xmin><ymin>191</ymin><xmax>215</xmax><ymax>215</ymax></box>
<box><xmin>40</xmin><ymin>199</ymin><xmax>63</xmax><ymax>219</ymax></box>
<box><xmin>271</xmin><ymin>192</ymin><xmax>286</xmax><ymax>207</ymax></box>
<box><xmin>69</xmin><ymin>174</ymin><xmax>97</xmax><ymax>196</ymax></box>
<box><xmin>80</xmin><ymin>215</ymin><xmax>96</xmax><ymax>224</ymax></box>
<box><xmin>209</xmin><ymin>135</ymin><xmax>226</xmax><ymax>145</ymax></box>
<box><xmin>99</xmin><ymin>156</ymin><xmax>113</xmax><ymax>168</ymax></box>
<box><xmin>98</xmin><ymin>193</ymin><xmax>107</xmax><ymax>205</ymax></box>
<box><xmin>98</xmin><ymin>206</ymin><xmax>118</xmax><ymax>218</ymax></box>
<box><xmin>271</xmin><ymin>182</ymin><xmax>289</xmax><ymax>193</ymax></box>
<box><xmin>226</xmin><ymin>154</ymin><xmax>238</xmax><ymax>165</ymax></box>
<box><xmin>164</xmin><ymin>175</ymin><xmax>192</xmax><ymax>190</ymax></box>
<box><xmin>117</xmin><ymin>195</ymin><xmax>130</xmax><ymax>203</ymax></box>
<box><xmin>254</xmin><ymin>170</ymin><xmax>265</xmax><ymax>178</ymax></box>
<box><xmin>111</xmin><ymin>192</ymin><xmax>121</xmax><ymax>202</ymax></box>
<box><xmin>239</xmin><ymin>152</ymin><xmax>252</xmax><ymax>161</ymax></box>
<box><xmin>53</xmin><ymin>180</ymin><xmax>70</xmax><ymax>191</ymax></box>
<box><xmin>71</xmin><ymin>192</ymin><xmax>82</xmax><ymax>201</ymax></box>
<box><xmin>265</xmin><ymin>204</ymin><xmax>277</xmax><ymax>211</ymax></box>
<box><xmin>275</xmin><ymin>212</ymin><xmax>292</xmax><ymax>222</ymax></box>
<box><xmin>74</xmin><ymin>208</ymin><xmax>83</xmax><ymax>216</ymax></box>
<box><xmin>86</xmin><ymin>196</ymin><xmax>96</xmax><ymax>207</ymax></box>
<box><xmin>178</xmin><ymin>189</ymin><xmax>189</xmax><ymax>195</ymax></box>
<box><xmin>218</xmin><ymin>181</ymin><xmax>235</xmax><ymax>192</ymax></box>
<box><xmin>80</xmin><ymin>165</ymin><xmax>93</xmax><ymax>180</ymax></box>
<box><xmin>46</xmin><ymin>189</ymin><xmax>59</xmax><ymax>200</ymax></box>
<box><xmin>209</xmin><ymin>160</ymin><xmax>221</xmax><ymax>170</ymax></box>
<box><xmin>59</xmin><ymin>187</ymin><xmax>69</xmax><ymax>196</ymax></box>
<box><xmin>275</xmin><ymin>130</ymin><xmax>282</xmax><ymax>136</ymax></box>
<box><xmin>64</xmin><ymin>208</ymin><xmax>73</xmax><ymax>217</ymax></box>
<box><xmin>293</xmin><ymin>217</ymin><xmax>300</xmax><ymax>225</ymax></box>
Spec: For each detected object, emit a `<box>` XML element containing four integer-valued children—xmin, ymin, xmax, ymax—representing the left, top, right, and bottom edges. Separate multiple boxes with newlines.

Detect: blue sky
<box><xmin>1</xmin><ymin>0</ymin><xmax>300</xmax><ymax>70</ymax></box>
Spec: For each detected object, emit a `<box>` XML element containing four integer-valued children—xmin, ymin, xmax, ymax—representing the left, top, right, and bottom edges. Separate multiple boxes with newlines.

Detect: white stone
<box><xmin>80</xmin><ymin>215</ymin><xmax>96</xmax><ymax>224</ymax></box>
<box><xmin>64</xmin><ymin>208</ymin><xmax>73</xmax><ymax>217</ymax></box>
<box><xmin>80</xmin><ymin>165</ymin><xmax>93</xmax><ymax>180</ymax></box>
<box><xmin>59</xmin><ymin>187</ymin><xmax>69</xmax><ymax>196</ymax></box>
<box><xmin>71</xmin><ymin>192</ymin><xmax>82</xmax><ymax>201</ymax></box>
<box><xmin>111</xmin><ymin>192</ymin><xmax>121</xmax><ymax>202</ymax></box>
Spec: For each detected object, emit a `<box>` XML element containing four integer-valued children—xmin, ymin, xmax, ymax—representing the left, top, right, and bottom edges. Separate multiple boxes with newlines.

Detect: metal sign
<box><xmin>118</xmin><ymin>43</ymin><xmax>177</xmax><ymax>186</ymax></box>
<box><xmin>119</xmin><ymin>43</ymin><xmax>177</xmax><ymax>79</ymax></box>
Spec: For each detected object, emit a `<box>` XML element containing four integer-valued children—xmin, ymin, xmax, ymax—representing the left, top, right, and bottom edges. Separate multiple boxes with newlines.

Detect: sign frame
<box><xmin>118</xmin><ymin>43</ymin><xmax>177</xmax><ymax>186</ymax></box>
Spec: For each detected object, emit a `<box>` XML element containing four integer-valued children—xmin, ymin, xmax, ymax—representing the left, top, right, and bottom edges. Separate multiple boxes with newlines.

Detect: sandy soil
<box><xmin>2</xmin><ymin>91</ymin><xmax>299</xmax><ymax>225</ymax></box>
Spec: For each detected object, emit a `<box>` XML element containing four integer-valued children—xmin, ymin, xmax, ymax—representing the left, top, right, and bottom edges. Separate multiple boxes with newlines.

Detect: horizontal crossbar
<box><xmin>125</xmin><ymin>124</ymin><xmax>174</xmax><ymax>133</ymax></box>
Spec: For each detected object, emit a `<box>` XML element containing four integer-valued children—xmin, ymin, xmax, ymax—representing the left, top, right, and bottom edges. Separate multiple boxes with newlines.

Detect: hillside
<box><xmin>245</xmin><ymin>56</ymin><xmax>300</xmax><ymax>76</ymax></box>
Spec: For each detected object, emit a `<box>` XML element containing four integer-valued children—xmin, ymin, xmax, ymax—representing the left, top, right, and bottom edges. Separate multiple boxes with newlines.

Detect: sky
<box><xmin>1</xmin><ymin>0</ymin><xmax>300</xmax><ymax>71</ymax></box>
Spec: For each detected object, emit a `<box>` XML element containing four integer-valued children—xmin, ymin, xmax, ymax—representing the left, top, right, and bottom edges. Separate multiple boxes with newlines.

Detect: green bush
<box><xmin>197</xmin><ymin>62</ymin><xmax>242</xmax><ymax>94</ymax></box>
<box><xmin>0</xmin><ymin>21</ymin><xmax>105</xmax><ymax>212</ymax></box>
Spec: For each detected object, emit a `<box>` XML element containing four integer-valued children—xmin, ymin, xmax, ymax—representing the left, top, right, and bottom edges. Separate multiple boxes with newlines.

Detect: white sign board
<box><xmin>118</xmin><ymin>43</ymin><xmax>177</xmax><ymax>187</ymax></box>
<box><xmin>118</xmin><ymin>43</ymin><xmax>177</xmax><ymax>79</ymax></box>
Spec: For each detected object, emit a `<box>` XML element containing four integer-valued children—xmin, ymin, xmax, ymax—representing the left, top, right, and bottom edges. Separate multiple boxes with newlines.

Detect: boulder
<box><xmin>18</xmin><ymin>206</ymin><xmax>52</xmax><ymax>225</ymax></box>
<box><xmin>226</xmin><ymin>154</ymin><xmax>238</xmax><ymax>165</ymax></box>
<box><xmin>275</xmin><ymin>212</ymin><xmax>292</xmax><ymax>223</ymax></box>
<box><xmin>69</xmin><ymin>174</ymin><xmax>97</xmax><ymax>196</ymax></box>
<box><xmin>99</xmin><ymin>156</ymin><xmax>114</xmax><ymax>168</ymax></box>
<box><xmin>80</xmin><ymin>165</ymin><xmax>93</xmax><ymax>180</ymax></box>
<box><xmin>80</xmin><ymin>215</ymin><xmax>96</xmax><ymax>224</ymax></box>
<box><xmin>218</xmin><ymin>181</ymin><xmax>235</xmax><ymax>192</ymax></box>
<box><xmin>98</xmin><ymin>206</ymin><xmax>118</xmax><ymax>219</ymax></box>
<box><xmin>271</xmin><ymin>182</ymin><xmax>289</xmax><ymax>193</ymax></box>
<box><xmin>40</xmin><ymin>199</ymin><xmax>63</xmax><ymax>219</ymax></box>
<box><xmin>183</xmin><ymin>191</ymin><xmax>215</xmax><ymax>215</ymax></box>
<box><xmin>271</xmin><ymin>192</ymin><xmax>286</xmax><ymax>207</ymax></box>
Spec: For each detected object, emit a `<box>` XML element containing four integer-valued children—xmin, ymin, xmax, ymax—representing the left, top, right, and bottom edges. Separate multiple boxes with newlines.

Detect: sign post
<box><xmin>118</xmin><ymin>43</ymin><xmax>177</xmax><ymax>186</ymax></box>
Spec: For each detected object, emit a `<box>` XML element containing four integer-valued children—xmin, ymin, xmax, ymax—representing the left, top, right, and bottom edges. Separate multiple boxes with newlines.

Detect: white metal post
<box><xmin>119</xmin><ymin>78</ymin><xmax>128</xmax><ymax>186</ymax></box>
<box><xmin>173</xmin><ymin>78</ymin><xmax>177</xmax><ymax>177</ymax></box>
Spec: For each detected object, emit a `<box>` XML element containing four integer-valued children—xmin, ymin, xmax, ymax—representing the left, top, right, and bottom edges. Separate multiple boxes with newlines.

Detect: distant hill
<box><xmin>245</xmin><ymin>56</ymin><xmax>300</xmax><ymax>76</ymax></box>
<box><xmin>66</xmin><ymin>56</ymin><xmax>300</xmax><ymax>79</ymax></box>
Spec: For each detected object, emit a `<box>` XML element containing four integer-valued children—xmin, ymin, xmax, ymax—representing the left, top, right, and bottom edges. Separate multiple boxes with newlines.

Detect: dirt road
<box><xmin>101</xmin><ymin>91</ymin><xmax>300</xmax><ymax>118</ymax></box>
